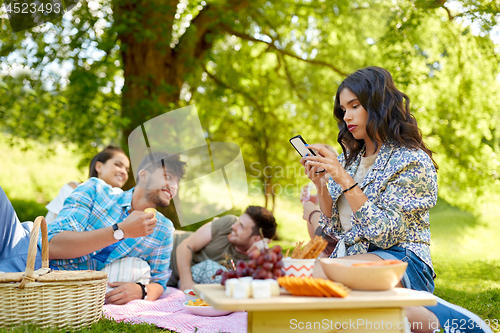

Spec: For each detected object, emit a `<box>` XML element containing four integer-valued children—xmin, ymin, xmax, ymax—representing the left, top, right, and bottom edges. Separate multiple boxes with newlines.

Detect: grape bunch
<box><xmin>215</xmin><ymin>245</ymin><xmax>285</xmax><ymax>285</ymax></box>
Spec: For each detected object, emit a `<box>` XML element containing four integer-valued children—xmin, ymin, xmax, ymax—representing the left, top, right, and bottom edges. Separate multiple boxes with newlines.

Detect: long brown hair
<box><xmin>333</xmin><ymin>66</ymin><xmax>437</xmax><ymax>169</ymax></box>
<box><xmin>89</xmin><ymin>145</ymin><xmax>126</xmax><ymax>178</ymax></box>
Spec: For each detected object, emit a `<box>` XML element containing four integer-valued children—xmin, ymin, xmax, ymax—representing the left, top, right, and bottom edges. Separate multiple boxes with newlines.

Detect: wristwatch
<box><xmin>112</xmin><ymin>223</ymin><xmax>124</xmax><ymax>241</ymax></box>
<box><xmin>136</xmin><ymin>282</ymin><xmax>148</xmax><ymax>300</ymax></box>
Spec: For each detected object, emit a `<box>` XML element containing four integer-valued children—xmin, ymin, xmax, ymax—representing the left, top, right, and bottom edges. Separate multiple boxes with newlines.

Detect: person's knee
<box><xmin>405</xmin><ymin>306</ymin><xmax>440</xmax><ymax>333</ymax></box>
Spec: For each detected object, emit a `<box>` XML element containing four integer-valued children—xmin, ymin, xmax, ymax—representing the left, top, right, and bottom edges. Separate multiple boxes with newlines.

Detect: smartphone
<box><xmin>289</xmin><ymin>135</ymin><xmax>325</xmax><ymax>173</ymax></box>
<box><xmin>289</xmin><ymin>135</ymin><xmax>316</xmax><ymax>158</ymax></box>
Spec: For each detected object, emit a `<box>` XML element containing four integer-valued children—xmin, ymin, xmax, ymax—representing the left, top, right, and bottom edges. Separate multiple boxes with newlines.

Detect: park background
<box><xmin>1</xmin><ymin>0</ymin><xmax>499</xmax><ymax>331</ymax></box>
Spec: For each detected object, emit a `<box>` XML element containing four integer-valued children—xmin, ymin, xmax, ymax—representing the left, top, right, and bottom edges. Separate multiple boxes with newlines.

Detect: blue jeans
<box><xmin>422</xmin><ymin>292</ymin><xmax>494</xmax><ymax>333</ymax></box>
<box><xmin>368</xmin><ymin>245</ymin><xmax>435</xmax><ymax>293</ymax></box>
<box><xmin>368</xmin><ymin>245</ymin><xmax>492</xmax><ymax>332</ymax></box>
<box><xmin>0</xmin><ymin>186</ymin><xmax>42</xmax><ymax>273</ymax></box>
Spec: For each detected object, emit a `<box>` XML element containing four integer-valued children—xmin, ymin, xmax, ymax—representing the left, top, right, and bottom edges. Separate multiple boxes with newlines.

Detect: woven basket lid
<box><xmin>0</xmin><ymin>269</ymin><xmax>107</xmax><ymax>283</ymax></box>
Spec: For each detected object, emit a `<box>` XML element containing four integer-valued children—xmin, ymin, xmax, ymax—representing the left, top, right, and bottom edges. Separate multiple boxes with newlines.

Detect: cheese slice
<box><xmin>238</xmin><ymin>276</ymin><xmax>253</xmax><ymax>284</ymax></box>
<box><xmin>265</xmin><ymin>279</ymin><xmax>280</xmax><ymax>296</ymax></box>
<box><xmin>233</xmin><ymin>281</ymin><xmax>252</xmax><ymax>299</ymax></box>
<box><xmin>225</xmin><ymin>278</ymin><xmax>239</xmax><ymax>298</ymax></box>
<box><xmin>251</xmin><ymin>280</ymin><xmax>272</xmax><ymax>299</ymax></box>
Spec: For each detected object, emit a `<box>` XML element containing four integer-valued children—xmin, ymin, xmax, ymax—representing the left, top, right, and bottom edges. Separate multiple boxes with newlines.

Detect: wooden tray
<box><xmin>194</xmin><ymin>284</ymin><xmax>436</xmax><ymax>311</ymax></box>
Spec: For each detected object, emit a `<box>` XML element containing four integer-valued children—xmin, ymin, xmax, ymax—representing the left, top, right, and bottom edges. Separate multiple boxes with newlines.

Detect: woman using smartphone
<box><xmin>302</xmin><ymin>67</ymin><xmax>491</xmax><ymax>333</ymax></box>
<box><xmin>303</xmin><ymin>67</ymin><xmax>437</xmax><ymax>291</ymax></box>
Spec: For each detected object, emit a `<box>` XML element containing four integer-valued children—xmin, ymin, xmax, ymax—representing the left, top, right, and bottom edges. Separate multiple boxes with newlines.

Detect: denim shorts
<box><xmin>368</xmin><ymin>245</ymin><xmax>435</xmax><ymax>293</ymax></box>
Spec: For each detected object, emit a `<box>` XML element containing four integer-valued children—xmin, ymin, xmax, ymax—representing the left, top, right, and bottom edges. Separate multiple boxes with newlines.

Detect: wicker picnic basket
<box><xmin>0</xmin><ymin>216</ymin><xmax>108</xmax><ymax>329</ymax></box>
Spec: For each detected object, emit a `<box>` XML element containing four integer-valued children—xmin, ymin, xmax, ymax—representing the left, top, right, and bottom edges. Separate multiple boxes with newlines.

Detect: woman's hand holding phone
<box><xmin>303</xmin><ymin>144</ymin><xmax>349</xmax><ymax>187</ymax></box>
<box><xmin>300</xmin><ymin>154</ymin><xmax>329</xmax><ymax>187</ymax></box>
<box><xmin>290</xmin><ymin>135</ymin><xmax>325</xmax><ymax>174</ymax></box>
<box><xmin>292</xmin><ymin>138</ymin><xmax>336</xmax><ymax>219</ymax></box>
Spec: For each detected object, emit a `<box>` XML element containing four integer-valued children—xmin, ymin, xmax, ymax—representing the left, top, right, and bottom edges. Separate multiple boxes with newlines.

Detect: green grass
<box><xmin>0</xmin><ymin>135</ymin><xmax>86</xmax><ymax>207</ymax></box>
<box><xmin>0</xmin><ymin>135</ymin><xmax>499</xmax><ymax>332</ymax></box>
<box><xmin>0</xmin><ymin>319</ymin><xmax>170</xmax><ymax>332</ymax></box>
<box><xmin>429</xmin><ymin>198</ymin><xmax>500</xmax><ymax>332</ymax></box>
<box><xmin>430</xmin><ymin>198</ymin><xmax>500</xmax><ymax>262</ymax></box>
<box><xmin>434</xmin><ymin>260</ymin><xmax>500</xmax><ymax>321</ymax></box>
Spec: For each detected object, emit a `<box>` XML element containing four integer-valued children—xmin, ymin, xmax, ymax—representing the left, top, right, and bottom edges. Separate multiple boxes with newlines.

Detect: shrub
<box><xmin>10</xmin><ymin>198</ymin><xmax>48</xmax><ymax>222</ymax></box>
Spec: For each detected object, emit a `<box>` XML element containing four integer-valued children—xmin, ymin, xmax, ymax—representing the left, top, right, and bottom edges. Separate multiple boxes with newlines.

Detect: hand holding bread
<box><xmin>119</xmin><ymin>209</ymin><xmax>157</xmax><ymax>238</ymax></box>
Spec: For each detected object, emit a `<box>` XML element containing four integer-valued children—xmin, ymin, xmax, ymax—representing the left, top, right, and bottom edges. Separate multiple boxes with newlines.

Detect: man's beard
<box><xmin>145</xmin><ymin>189</ymin><xmax>170</xmax><ymax>207</ymax></box>
<box><xmin>228</xmin><ymin>233</ymin><xmax>245</xmax><ymax>247</ymax></box>
<box><xmin>144</xmin><ymin>178</ymin><xmax>171</xmax><ymax>207</ymax></box>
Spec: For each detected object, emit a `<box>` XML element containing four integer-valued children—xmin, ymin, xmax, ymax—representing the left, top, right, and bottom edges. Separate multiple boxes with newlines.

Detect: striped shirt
<box><xmin>42</xmin><ymin>177</ymin><xmax>174</xmax><ymax>288</ymax></box>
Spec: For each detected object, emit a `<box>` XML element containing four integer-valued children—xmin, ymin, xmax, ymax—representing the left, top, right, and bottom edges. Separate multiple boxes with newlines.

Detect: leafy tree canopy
<box><xmin>0</xmin><ymin>0</ymin><xmax>499</xmax><ymax>211</ymax></box>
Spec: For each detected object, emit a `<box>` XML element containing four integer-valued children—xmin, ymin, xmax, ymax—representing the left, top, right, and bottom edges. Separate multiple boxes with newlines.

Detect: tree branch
<box><xmin>176</xmin><ymin>0</ymin><xmax>250</xmax><ymax>61</ymax></box>
<box><xmin>219</xmin><ymin>24</ymin><xmax>349</xmax><ymax>77</ymax></box>
<box><xmin>277</xmin><ymin>53</ymin><xmax>306</xmax><ymax>102</ymax></box>
<box><xmin>443</xmin><ymin>6</ymin><xmax>454</xmax><ymax>21</ymax></box>
<box><xmin>201</xmin><ymin>63</ymin><xmax>261</xmax><ymax>107</ymax></box>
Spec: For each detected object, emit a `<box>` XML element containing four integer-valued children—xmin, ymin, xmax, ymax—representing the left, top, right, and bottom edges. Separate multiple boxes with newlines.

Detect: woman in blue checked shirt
<box><xmin>303</xmin><ymin>67</ymin><xmax>492</xmax><ymax>333</ymax></box>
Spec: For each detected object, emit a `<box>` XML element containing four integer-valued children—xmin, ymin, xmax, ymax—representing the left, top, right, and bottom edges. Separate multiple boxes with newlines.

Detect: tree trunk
<box><xmin>113</xmin><ymin>0</ymin><xmax>181</xmax><ymax>224</ymax></box>
<box><xmin>112</xmin><ymin>0</ymin><xmax>251</xmax><ymax>225</ymax></box>
<box><xmin>264</xmin><ymin>178</ymin><xmax>273</xmax><ymax>210</ymax></box>
<box><xmin>114</xmin><ymin>0</ymin><xmax>181</xmax><ymax>146</ymax></box>
<box><xmin>271</xmin><ymin>191</ymin><xmax>276</xmax><ymax>214</ymax></box>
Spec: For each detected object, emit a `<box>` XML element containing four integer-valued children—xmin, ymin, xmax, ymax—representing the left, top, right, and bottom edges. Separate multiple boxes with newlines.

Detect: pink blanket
<box><xmin>103</xmin><ymin>287</ymin><xmax>247</xmax><ymax>333</ymax></box>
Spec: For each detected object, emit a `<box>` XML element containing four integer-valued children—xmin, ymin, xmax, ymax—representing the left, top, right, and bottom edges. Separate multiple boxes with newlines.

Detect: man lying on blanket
<box><xmin>168</xmin><ymin>206</ymin><xmax>277</xmax><ymax>291</ymax></box>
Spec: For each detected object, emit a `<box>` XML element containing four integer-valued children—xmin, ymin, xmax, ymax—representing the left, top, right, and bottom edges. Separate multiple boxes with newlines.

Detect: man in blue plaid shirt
<box><xmin>46</xmin><ymin>152</ymin><xmax>186</xmax><ymax>304</ymax></box>
<box><xmin>0</xmin><ymin>151</ymin><xmax>185</xmax><ymax>305</ymax></box>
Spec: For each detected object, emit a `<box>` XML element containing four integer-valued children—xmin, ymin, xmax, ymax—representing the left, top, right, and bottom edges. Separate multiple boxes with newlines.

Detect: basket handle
<box><xmin>19</xmin><ymin>216</ymin><xmax>49</xmax><ymax>288</ymax></box>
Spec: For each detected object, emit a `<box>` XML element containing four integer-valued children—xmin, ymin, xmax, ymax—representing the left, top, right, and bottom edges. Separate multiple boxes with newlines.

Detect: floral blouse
<box><xmin>319</xmin><ymin>140</ymin><xmax>438</xmax><ymax>275</ymax></box>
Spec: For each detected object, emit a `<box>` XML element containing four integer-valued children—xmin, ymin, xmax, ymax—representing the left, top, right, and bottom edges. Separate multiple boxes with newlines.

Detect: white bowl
<box><xmin>183</xmin><ymin>301</ymin><xmax>233</xmax><ymax>317</ymax></box>
<box><xmin>282</xmin><ymin>258</ymin><xmax>316</xmax><ymax>278</ymax></box>
<box><xmin>319</xmin><ymin>258</ymin><xmax>408</xmax><ymax>291</ymax></box>
<box><xmin>183</xmin><ymin>289</ymin><xmax>198</xmax><ymax>302</ymax></box>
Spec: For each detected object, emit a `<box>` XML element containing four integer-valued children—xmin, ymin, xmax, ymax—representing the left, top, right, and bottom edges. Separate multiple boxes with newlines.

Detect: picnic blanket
<box><xmin>103</xmin><ymin>287</ymin><xmax>247</xmax><ymax>333</ymax></box>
